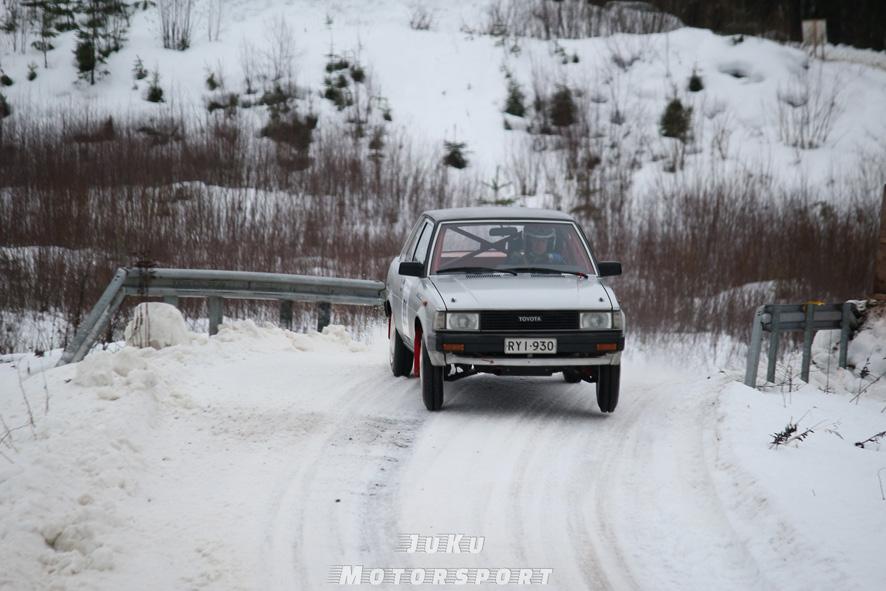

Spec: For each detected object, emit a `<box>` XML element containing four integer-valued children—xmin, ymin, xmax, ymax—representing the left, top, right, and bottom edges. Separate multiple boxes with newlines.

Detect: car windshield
<box><xmin>428</xmin><ymin>221</ymin><xmax>595</xmax><ymax>275</ymax></box>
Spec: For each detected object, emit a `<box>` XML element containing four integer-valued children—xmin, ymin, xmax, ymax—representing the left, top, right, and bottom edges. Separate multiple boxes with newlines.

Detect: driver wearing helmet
<box><xmin>514</xmin><ymin>225</ymin><xmax>564</xmax><ymax>265</ymax></box>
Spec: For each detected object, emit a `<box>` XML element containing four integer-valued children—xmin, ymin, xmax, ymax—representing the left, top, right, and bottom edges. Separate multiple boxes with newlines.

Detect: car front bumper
<box><xmin>429</xmin><ymin>330</ymin><xmax>624</xmax><ymax>367</ymax></box>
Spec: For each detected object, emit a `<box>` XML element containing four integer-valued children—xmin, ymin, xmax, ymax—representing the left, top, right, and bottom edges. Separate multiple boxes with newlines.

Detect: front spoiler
<box><xmin>444</xmin><ymin>352</ymin><xmax>620</xmax><ymax>367</ymax></box>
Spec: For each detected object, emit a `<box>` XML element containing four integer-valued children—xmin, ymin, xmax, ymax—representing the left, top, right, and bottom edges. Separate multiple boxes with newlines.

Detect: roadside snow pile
<box><xmin>214</xmin><ymin>320</ymin><xmax>368</xmax><ymax>353</ymax></box>
<box><xmin>124</xmin><ymin>303</ymin><xmax>192</xmax><ymax>349</ymax></box>
<box><xmin>0</xmin><ymin>321</ymin><xmax>369</xmax><ymax>590</ymax></box>
<box><xmin>710</xmin><ymin>306</ymin><xmax>886</xmax><ymax>589</ymax></box>
<box><xmin>847</xmin><ymin>306</ymin><xmax>886</xmax><ymax>380</ymax></box>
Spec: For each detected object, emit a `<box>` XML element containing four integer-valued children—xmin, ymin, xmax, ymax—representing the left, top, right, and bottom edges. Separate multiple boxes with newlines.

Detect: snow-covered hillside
<box><xmin>2</xmin><ymin>0</ymin><xmax>885</xmax><ymax>199</ymax></box>
<box><xmin>1</xmin><ymin>316</ymin><xmax>885</xmax><ymax>590</ymax></box>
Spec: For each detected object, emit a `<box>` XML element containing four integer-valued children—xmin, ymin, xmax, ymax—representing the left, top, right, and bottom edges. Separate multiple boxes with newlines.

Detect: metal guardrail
<box><xmin>57</xmin><ymin>267</ymin><xmax>386</xmax><ymax>366</ymax></box>
<box><xmin>744</xmin><ymin>302</ymin><xmax>860</xmax><ymax>387</ymax></box>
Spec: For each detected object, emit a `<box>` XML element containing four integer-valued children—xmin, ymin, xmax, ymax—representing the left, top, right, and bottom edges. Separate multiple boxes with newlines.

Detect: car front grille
<box><xmin>480</xmin><ymin>310</ymin><xmax>579</xmax><ymax>332</ymax></box>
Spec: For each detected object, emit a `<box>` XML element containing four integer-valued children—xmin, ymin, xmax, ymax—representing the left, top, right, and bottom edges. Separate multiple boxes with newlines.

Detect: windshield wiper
<box><xmin>505</xmin><ymin>267</ymin><xmax>588</xmax><ymax>278</ymax></box>
<box><xmin>435</xmin><ymin>266</ymin><xmax>517</xmax><ymax>275</ymax></box>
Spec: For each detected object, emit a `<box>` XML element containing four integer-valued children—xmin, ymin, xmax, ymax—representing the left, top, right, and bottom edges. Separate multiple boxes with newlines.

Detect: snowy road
<box><xmin>3</xmin><ymin>322</ymin><xmax>885</xmax><ymax>591</ymax></box>
<box><xmin>257</xmin><ymin>344</ymin><xmax>765</xmax><ymax>591</ymax></box>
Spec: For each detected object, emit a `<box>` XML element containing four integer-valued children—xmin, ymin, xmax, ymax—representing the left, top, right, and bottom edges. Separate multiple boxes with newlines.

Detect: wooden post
<box><xmin>875</xmin><ymin>184</ymin><xmax>886</xmax><ymax>299</ymax></box>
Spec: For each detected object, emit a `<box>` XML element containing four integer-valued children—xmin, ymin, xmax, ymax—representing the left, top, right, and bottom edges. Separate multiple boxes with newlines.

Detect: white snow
<box><xmin>123</xmin><ymin>302</ymin><xmax>193</xmax><ymax>350</ymax></box>
<box><xmin>1</xmin><ymin>0</ymin><xmax>884</xmax><ymax>199</ymax></box>
<box><xmin>1</xmin><ymin>316</ymin><xmax>884</xmax><ymax>590</ymax></box>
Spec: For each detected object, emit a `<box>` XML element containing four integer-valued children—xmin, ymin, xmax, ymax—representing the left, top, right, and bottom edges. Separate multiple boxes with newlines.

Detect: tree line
<box><xmin>622</xmin><ymin>0</ymin><xmax>885</xmax><ymax>50</ymax></box>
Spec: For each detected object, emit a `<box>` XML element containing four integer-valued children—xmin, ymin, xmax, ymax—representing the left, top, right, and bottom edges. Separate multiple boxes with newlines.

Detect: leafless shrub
<box><xmin>776</xmin><ymin>63</ymin><xmax>843</xmax><ymax>150</ymax></box>
<box><xmin>157</xmin><ymin>0</ymin><xmax>195</xmax><ymax>51</ymax></box>
<box><xmin>206</xmin><ymin>0</ymin><xmax>223</xmax><ymax>42</ymax></box>
<box><xmin>0</xmin><ymin>106</ymin><xmax>477</xmax><ymax>351</ymax></box>
<box><xmin>408</xmin><ymin>3</ymin><xmax>434</xmax><ymax>31</ymax></box>
<box><xmin>703</xmin><ymin>99</ymin><xmax>733</xmax><ymax>160</ymax></box>
<box><xmin>514</xmin><ymin>70</ymin><xmax>883</xmax><ymax>347</ymax></box>
<box><xmin>477</xmin><ymin>0</ymin><xmax>680</xmax><ymax>40</ymax></box>
<box><xmin>263</xmin><ymin>15</ymin><xmax>297</xmax><ymax>84</ymax></box>
<box><xmin>239</xmin><ymin>39</ymin><xmax>261</xmax><ymax>94</ymax></box>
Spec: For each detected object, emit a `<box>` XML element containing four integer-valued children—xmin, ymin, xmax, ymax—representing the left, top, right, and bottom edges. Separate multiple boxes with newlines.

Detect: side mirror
<box><xmin>597</xmin><ymin>261</ymin><xmax>622</xmax><ymax>277</ymax></box>
<box><xmin>398</xmin><ymin>261</ymin><xmax>425</xmax><ymax>277</ymax></box>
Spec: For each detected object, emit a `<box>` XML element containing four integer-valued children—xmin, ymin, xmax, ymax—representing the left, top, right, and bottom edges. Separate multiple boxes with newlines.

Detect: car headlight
<box><xmin>580</xmin><ymin>312</ymin><xmax>612</xmax><ymax>330</ymax></box>
<box><xmin>446</xmin><ymin>312</ymin><xmax>480</xmax><ymax>331</ymax></box>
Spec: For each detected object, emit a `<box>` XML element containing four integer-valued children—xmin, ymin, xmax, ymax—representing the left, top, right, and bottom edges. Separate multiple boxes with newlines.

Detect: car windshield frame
<box><xmin>425</xmin><ymin>219</ymin><xmax>598</xmax><ymax>276</ymax></box>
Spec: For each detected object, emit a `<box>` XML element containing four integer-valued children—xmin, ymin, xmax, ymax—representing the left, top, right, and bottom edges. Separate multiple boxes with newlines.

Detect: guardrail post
<box><xmin>766</xmin><ymin>309</ymin><xmax>780</xmax><ymax>383</ymax></box>
<box><xmin>208</xmin><ymin>297</ymin><xmax>223</xmax><ymax>336</ymax></box>
<box><xmin>874</xmin><ymin>183</ymin><xmax>886</xmax><ymax>297</ymax></box>
<box><xmin>838</xmin><ymin>301</ymin><xmax>852</xmax><ymax>369</ymax></box>
<box><xmin>317</xmin><ymin>301</ymin><xmax>331</xmax><ymax>332</ymax></box>
<box><xmin>744</xmin><ymin>306</ymin><xmax>765</xmax><ymax>387</ymax></box>
<box><xmin>58</xmin><ymin>268</ymin><xmax>129</xmax><ymax>366</ymax></box>
<box><xmin>800</xmin><ymin>302</ymin><xmax>818</xmax><ymax>383</ymax></box>
<box><xmin>280</xmin><ymin>300</ymin><xmax>293</xmax><ymax>330</ymax></box>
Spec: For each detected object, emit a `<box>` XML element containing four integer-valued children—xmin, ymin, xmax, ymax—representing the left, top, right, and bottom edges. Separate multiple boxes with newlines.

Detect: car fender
<box><xmin>414</xmin><ymin>278</ymin><xmax>447</xmax><ymax>366</ymax></box>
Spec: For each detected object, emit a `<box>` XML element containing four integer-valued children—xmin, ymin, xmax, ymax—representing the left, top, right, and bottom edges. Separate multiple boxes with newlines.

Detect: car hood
<box><xmin>430</xmin><ymin>275</ymin><xmax>614</xmax><ymax>310</ymax></box>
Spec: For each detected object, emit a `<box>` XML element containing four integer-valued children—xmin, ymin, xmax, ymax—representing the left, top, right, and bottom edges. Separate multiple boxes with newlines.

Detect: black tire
<box><xmin>389</xmin><ymin>317</ymin><xmax>412</xmax><ymax>377</ymax></box>
<box><xmin>562</xmin><ymin>369</ymin><xmax>582</xmax><ymax>383</ymax></box>
<box><xmin>596</xmin><ymin>365</ymin><xmax>620</xmax><ymax>413</ymax></box>
<box><xmin>420</xmin><ymin>340</ymin><xmax>444</xmax><ymax>411</ymax></box>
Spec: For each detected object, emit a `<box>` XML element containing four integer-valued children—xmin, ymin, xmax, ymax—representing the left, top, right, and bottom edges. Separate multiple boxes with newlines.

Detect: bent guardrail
<box><xmin>58</xmin><ymin>267</ymin><xmax>386</xmax><ymax>366</ymax></box>
<box><xmin>744</xmin><ymin>301</ymin><xmax>861</xmax><ymax>387</ymax></box>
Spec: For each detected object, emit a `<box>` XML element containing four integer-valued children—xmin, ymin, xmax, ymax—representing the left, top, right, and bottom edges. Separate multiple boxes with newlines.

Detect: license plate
<box><xmin>504</xmin><ymin>338</ymin><xmax>557</xmax><ymax>354</ymax></box>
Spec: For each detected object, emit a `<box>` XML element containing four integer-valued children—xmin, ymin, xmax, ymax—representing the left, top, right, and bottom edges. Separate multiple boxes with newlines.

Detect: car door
<box><xmin>402</xmin><ymin>219</ymin><xmax>435</xmax><ymax>346</ymax></box>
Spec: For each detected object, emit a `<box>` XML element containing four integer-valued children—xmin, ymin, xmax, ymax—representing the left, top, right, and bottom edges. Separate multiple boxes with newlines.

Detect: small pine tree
<box><xmin>73</xmin><ymin>0</ymin><xmax>130</xmax><ymax>85</ymax></box>
<box><xmin>0</xmin><ymin>72</ymin><xmax>13</xmax><ymax>87</ymax></box>
<box><xmin>688</xmin><ymin>69</ymin><xmax>704</xmax><ymax>92</ymax></box>
<box><xmin>0</xmin><ymin>92</ymin><xmax>10</xmax><ymax>119</ymax></box>
<box><xmin>504</xmin><ymin>79</ymin><xmax>526</xmax><ymax>117</ymax></box>
<box><xmin>443</xmin><ymin>141</ymin><xmax>468</xmax><ymax>169</ymax></box>
<box><xmin>27</xmin><ymin>63</ymin><xmax>38</xmax><ymax>81</ymax></box>
<box><xmin>659</xmin><ymin>97</ymin><xmax>692</xmax><ymax>142</ymax></box>
<box><xmin>206</xmin><ymin>71</ymin><xmax>220</xmax><ymax>91</ymax></box>
<box><xmin>146</xmin><ymin>70</ymin><xmax>164</xmax><ymax>103</ymax></box>
<box><xmin>132</xmin><ymin>56</ymin><xmax>147</xmax><ymax>80</ymax></box>
<box><xmin>75</xmin><ymin>39</ymin><xmax>97</xmax><ymax>82</ymax></box>
<box><xmin>549</xmin><ymin>85</ymin><xmax>576</xmax><ymax>128</ymax></box>
<box><xmin>54</xmin><ymin>0</ymin><xmax>78</xmax><ymax>32</ymax></box>
<box><xmin>23</xmin><ymin>1</ymin><xmax>59</xmax><ymax>68</ymax></box>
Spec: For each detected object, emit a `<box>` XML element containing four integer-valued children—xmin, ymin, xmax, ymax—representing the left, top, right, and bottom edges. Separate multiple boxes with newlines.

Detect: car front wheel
<box><xmin>389</xmin><ymin>316</ymin><xmax>412</xmax><ymax>377</ymax></box>
<box><xmin>596</xmin><ymin>365</ymin><xmax>620</xmax><ymax>413</ymax></box>
<box><xmin>420</xmin><ymin>340</ymin><xmax>444</xmax><ymax>411</ymax></box>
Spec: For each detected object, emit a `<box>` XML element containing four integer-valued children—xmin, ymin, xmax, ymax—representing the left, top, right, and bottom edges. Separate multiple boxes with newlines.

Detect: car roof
<box><xmin>422</xmin><ymin>207</ymin><xmax>575</xmax><ymax>223</ymax></box>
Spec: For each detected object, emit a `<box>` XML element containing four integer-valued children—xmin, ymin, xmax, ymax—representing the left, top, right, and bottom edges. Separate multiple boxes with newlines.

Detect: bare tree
<box><xmin>206</xmin><ymin>0</ymin><xmax>222</xmax><ymax>42</ymax></box>
<box><xmin>263</xmin><ymin>14</ymin><xmax>295</xmax><ymax>84</ymax></box>
<box><xmin>239</xmin><ymin>38</ymin><xmax>260</xmax><ymax>94</ymax></box>
<box><xmin>157</xmin><ymin>0</ymin><xmax>194</xmax><ymax>50</ymax></box>
<box><xmin>776</xmin><ymin>63</ymin><xmax>842</xmax><ymax>150</ymax></box>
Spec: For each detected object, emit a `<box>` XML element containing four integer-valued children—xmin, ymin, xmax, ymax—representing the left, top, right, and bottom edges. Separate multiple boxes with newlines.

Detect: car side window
<box><xmin>400</xmin><ymin>219</ymin><xmax>424</xmax><ymax>259</ymax></box>
<box><xmin>412</xmin><ymin>221</ymin><xmax>434</xmax><ymax>265</ymax></box>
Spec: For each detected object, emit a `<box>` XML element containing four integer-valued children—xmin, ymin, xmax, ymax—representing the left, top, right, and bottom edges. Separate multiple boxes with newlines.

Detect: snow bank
<box><xmin>0</xmin><ymin>320</ymin><xmax>371</xmax><ymax>590</ymax></box>
<box><xmin>124</xmin><ymin>303</ymin><xmax>192</xmax><ymax>350</ymax></box>
<box><xmin>847</xmin><ymin>307</ymin><xmax>886</xmax><ymax>379</ymax></box>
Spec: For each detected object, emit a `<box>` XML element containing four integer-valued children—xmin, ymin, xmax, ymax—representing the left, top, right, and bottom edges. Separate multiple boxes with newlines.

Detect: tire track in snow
<box><xmin>262</xmin><ymin>347</ymin><xmax>792</xmax><ymax>591</ymax></box>
<box><xmin>264</xmin><ymin>361</ymin><xmax>425</xmax><ymax>590</ymax></box>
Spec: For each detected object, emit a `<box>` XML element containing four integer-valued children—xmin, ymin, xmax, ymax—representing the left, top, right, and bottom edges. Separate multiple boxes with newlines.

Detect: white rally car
<box><xmin>385</xmin><ymin>207</ymin><xmax>624</xmax><ymax>413</ymax></box>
